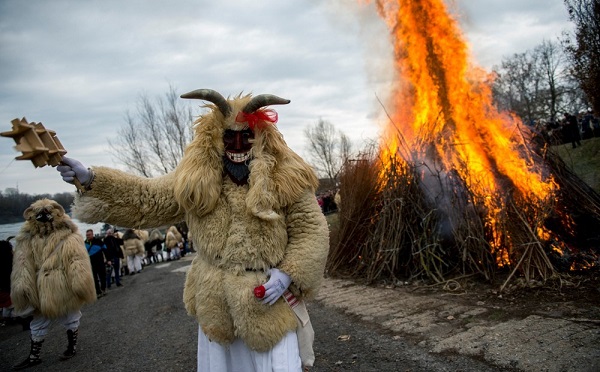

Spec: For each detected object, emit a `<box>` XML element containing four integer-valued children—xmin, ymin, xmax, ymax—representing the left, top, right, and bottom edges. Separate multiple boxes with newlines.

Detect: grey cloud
<box><xmin>0</xmin><ymin>0</ymin><xmax>572</xmax><ymax>195</ymax></box>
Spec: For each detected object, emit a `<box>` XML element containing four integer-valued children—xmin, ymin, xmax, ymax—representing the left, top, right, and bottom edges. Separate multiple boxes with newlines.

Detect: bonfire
<box><xmin>328</xmin><ymin>0</ymin><xmax>600</xmax><ymax>290</ymax></box>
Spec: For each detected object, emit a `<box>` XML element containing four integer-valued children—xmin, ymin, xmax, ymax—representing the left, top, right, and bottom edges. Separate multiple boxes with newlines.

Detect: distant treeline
<box><xmin>0</xmin><ymin>191</ymin><xmax>74</xmax><ymax>224</ymax></box>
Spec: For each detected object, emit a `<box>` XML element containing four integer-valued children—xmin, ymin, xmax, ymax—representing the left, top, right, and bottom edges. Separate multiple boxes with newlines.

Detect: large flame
<box><xmin>366</xmin><ymin>0</ymin><xmax>558</xmax><ymax>258</ymax></box>
<box><xmin>352</xmin><ymin>0</ymin><xmax>557</xmax><ymax>266</ymax></box>
<box><xmin>373</xmin><ymin>0</ymin><xmax>553</xmax><ymax>198</ymax></box>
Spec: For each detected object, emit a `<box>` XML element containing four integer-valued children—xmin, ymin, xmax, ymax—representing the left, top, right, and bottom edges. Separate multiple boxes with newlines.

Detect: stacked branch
<box><xmin>328</xmin><ymin>133</ymin><xmax>600</xmax><ymax>289</ymax></box>
<box><xmin>326</xmin><ymin>146</ymin><xmax>379</xmax><ymax>276</ymax></box>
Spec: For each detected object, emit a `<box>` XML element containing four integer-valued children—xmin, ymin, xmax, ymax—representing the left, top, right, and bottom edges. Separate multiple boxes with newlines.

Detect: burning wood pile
<box><xmin>327</xmin><ymin>0</ymin><xmax>600</xmax><ymax>289</ymax></box>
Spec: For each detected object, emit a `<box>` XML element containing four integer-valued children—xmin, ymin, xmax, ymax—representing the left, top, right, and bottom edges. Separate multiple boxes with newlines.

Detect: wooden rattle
<box><xmin>1</xmin><ymin>117</ymin><xmax>85</xmax><ymax>192</ymax></box>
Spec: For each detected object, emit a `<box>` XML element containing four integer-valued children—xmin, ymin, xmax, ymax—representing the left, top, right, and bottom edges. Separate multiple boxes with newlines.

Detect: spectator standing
<box><xmin>581</xmin><ymin>110</ymin><xmax>595</xmax><ymax>140</ymax></box>
<box><xmin>588</xmin><ymin>109</ymin><xmax>600</xmax><ymax>137</ymax></box>
<box><xmin>0</xmin><ymin>237</ymin><xmax>15</xmax><ymax>325</ymax></box>
<box><xmin>562</xmin><ymin>112</ymin><xmax>582</xmax><ymax>148</ymax></box>
<box><xmin>85</xmin><ymin>229</ymin><xmax>108</xmax><ymax>298</ymax></box>
<box><xmin>103</xmin><ymin>229</ymin><xmax>124</xmax><ymax>288</ymax></box>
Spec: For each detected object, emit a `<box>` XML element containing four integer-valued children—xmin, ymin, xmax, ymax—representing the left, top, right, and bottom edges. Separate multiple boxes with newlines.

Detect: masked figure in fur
<box><xmin>11</xmin><ymin>199</ymin><xmax>96</xmax><ymax>370</ymax></box>
<box><xmin>57</xmin><ymin>89</ymin><xmax>330</xmax><ymax>371</ymax></box>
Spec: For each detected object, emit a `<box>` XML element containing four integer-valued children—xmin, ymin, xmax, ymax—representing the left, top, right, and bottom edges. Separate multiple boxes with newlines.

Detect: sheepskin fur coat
<box><xmin>71</xmin><ymin>93</ymin><xmax>330</xmax><ymax>351</ymax></box>
<box><xmin>165</xmin><ymin>226</ymin><xmax>182</xmax><ymax>249</ymax></box>
<box><xmin>149</xmin><ymin>229</ymin><xmax>164</xmax><ymax>242</ymax></box>
<box><xmin>122</xmin><ymin>230</ymin><xmax>144</xmax><ymax>257</ymax></box>
<box><xmin>11</xmin><ymin>199</ymin><xmax>96</xmax><ymax>318</ymax></box>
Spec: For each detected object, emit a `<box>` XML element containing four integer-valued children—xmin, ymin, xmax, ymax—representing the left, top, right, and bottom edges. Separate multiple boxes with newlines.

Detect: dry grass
<box><xmin>551</xmin><ymin>137</ymin><xmax>600</xmax><ymax>194</ymax></box>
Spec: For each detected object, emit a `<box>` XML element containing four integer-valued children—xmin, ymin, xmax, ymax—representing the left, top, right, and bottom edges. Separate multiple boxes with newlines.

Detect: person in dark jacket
<box><xmin>562</xmin><ymin>112</ymin><xmax>582</xmax><ymax>148</ymax></box>
<box><xmin>85</xmin><ymin>229</ymin><xmax>107</xmax><ymax>298</ymax></box>
<box><xmin>0</xmin><ymin>237</ymin><xmax>14</xmax><ymax>324</ymax></box>
<box><xmin>103</xmin><ymin>229</ymin><xmax>124</xmax><ymax>288</ymax></box>
<box><xmin>1</xmin><ymin>236</ymin><xmax>33</xmax><ymax>330</ymax></box>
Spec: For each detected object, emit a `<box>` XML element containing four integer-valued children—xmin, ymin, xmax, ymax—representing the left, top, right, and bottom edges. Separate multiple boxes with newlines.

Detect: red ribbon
<box><xmin>235</xmin><ymin>109</ymin><xmax>278</xmax><ymax>130</ymax></box>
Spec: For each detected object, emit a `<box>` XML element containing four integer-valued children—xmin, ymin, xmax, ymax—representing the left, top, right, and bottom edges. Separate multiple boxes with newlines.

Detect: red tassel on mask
<box><xmin>235</xmin><ymin>109</ymin><xmax>278</xmax><ymax>130</ymax></box>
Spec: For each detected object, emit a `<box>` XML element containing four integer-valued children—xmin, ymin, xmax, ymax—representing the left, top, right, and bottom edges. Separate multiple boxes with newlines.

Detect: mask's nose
<box><xmin>233</xmin><ymin>131</ymin><xmax>244</xmax><ymax>150</ymax></box>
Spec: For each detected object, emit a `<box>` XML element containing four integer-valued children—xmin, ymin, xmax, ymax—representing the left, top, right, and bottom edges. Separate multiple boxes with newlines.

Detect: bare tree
<box><xmin>304</xmin><ymin>119</ymin><xmax>352</xmax><ymax>184</ymax></box>
<box><xmin>492</xmin><ymin>51</ymin><xmax>544</xmax><ymax>124</ymax></box>
<box><xmin>536</xmin><ymin>40</ymin><xmax>566</xmax><ymax>122</ymax></box>
<box><xmin>563</xmin><ymin>0</ymin><xmax>600</xmax><ymax>113</ymax></box>
<box><xmin>109</xmin><ymin>85</ymin><xmax>195</xmax><ymax>177</ymax></box>
<box><xmin>492</xmin><ymin>39</ymin><xmax>583</xmax><ymax>124</ymax></box>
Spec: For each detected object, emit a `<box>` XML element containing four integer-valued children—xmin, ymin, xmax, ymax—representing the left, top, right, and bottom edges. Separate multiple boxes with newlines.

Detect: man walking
<box><xmin>85</xmin><ymin>229</ymin><xmax>107</xmax><ymax>298</ymax></box>
<box><xmin>103</xmin><ymin>229</ymin><xmax>124</xmax><ymax>289</ymax></box>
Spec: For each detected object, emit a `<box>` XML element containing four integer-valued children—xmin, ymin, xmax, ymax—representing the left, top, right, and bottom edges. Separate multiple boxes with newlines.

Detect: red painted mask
<box><xmin>223</xmin><ymin>129</ymin><xmax>254</xmax><ymax>164</ymax></box>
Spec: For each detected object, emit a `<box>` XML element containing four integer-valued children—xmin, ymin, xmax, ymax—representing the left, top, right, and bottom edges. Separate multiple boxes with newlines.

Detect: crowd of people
<box><xmin>92</xmin><ymin>224</ymin><xmax>193</xmax><ymax>298</ymax></box>
<box><xmin>537</xmin><ymin>109</ymin><xmax>600</xmax><ymax>148</ymax></box>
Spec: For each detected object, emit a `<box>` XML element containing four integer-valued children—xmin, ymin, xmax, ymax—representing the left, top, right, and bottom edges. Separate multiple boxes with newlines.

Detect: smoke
<box><xmin>316</xmin><ymin>0</ymin><xmax>396</xmax><ymax>122</ymax></box>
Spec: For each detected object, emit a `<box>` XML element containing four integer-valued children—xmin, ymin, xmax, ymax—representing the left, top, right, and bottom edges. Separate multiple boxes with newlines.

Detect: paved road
<box><xmin>1</xmin><ymin>254</ymin><xmax>598</xmax><ymax>371</ymax></box>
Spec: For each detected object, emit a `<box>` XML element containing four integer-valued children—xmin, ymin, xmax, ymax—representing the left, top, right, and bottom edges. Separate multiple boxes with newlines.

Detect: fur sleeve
<box><xmin>277</xmin><ymin>189</ymin><xmax>329</xmax><ymax>300</ymax></box>
<box><xmin>10</xmin><ymin>238</ymin><xmax>39</xmax><ymax>311</ymax></box>
<box><xmin>63</xmin><ymin>235</ymin><xmax>96</xmax><ymax>303</ymax></box>
<box><xmin>136</xmin><ymin>240</ymin><xmax>145</xmax><ymax>255</ymax></box>
<box><xmin>72</xmin><ymin>167</ymin><xmax>185</xmax><ymax>228</ymax></box>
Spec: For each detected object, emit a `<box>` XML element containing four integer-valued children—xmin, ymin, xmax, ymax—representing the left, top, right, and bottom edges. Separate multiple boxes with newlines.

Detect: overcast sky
<box><xmin>0</xmin><ymin>0</ymin><xmax>572</xmax><ymax>195</ymax></box>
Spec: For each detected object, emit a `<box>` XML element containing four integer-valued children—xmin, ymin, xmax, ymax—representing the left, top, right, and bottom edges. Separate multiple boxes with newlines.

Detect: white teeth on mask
<box><xmin>226</xmin><ymin>151</ymin><xmax>251</xmax><ymax>163</ymax></box>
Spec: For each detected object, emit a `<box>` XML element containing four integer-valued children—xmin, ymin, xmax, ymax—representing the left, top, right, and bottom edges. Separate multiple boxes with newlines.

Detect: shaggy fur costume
<box><xmin>165</xmin><ymin>226</ymin><xmax>182</xmax><ymax>249</ymax></box>
<box><xmin>11</xmin><ymin>199</ymin><xmax>96</xmax><ymax>318</ymax></box>
<box><xmin>71</xmin><ymin>93</ymin><xmax>330</xmax><ymax>351</ymax></box>
<box><xmin>149</xmin><ymin>229</ymin><xmax>164</xmax><ymax>242</ymax></box>
<box><xmin>122</xmin><ymin>230</ymin><xmax>144</xmax><ymax>257</ymax></box>
<box><xmin>134</xmin><ymin>229</ymin><xmax>149</xmax><ymax>243</ymax></box>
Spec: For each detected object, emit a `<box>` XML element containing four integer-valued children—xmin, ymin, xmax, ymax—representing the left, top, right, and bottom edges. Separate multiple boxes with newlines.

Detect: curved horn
<box><xmin>242</xmin><ymin>94</ymin><xmax>290</xmax><ymax>113</ymax></box>
<box><xmin>180</xmin><ymin>89</ymin><xmax>232</xmax><ymax>117</ymax></box>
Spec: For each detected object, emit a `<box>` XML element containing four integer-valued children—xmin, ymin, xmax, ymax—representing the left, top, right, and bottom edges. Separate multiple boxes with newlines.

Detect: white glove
<box><xmin>262</xmin><ymin>268</ymin><xmax>292</xmax><ymax>305</ymax></box>
<box><xmin>57</xmin><ymin>156</ymin><xmax>92</xmax><ymax>185</ymax></box>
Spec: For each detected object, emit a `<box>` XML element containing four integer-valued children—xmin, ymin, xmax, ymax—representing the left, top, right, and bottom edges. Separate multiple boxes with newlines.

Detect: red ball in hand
<box><xmin>254</xmin><ymin>285</ymin><xmax>265</xmax><ymax>299</ymax></box>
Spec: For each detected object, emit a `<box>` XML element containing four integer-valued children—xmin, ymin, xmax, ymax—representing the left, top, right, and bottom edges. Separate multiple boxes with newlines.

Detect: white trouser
<box><xmin>127</xmin><ymin>255</ymin><xmax>142</xmax><ymax>272</ymax></box>
<box><xmin>197</xmin><ymin>326</ymin><xmax>301</xmax><ymax>372</ymax></box>
<box><xmin>29</xmin><ymin>310</ymin><xmax>81</xmax><ymax>342</ymax></box>
<box><xmin>2</xmin><ymin>306</ymin><xmax>14</xmax><ymax>318</ymax></box>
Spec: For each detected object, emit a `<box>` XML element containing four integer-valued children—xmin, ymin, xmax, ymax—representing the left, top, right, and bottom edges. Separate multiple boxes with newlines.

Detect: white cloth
<box><xmin>30</xmin><ymin>310</ymin><xmax>81</xmax><ymax>341</ymax></box>
<box><xmin>127</xmin><ymin>255</ymin><xmax>142</xmax><ymax>272</ymax></box>
<box><xmin>197</xmin><ymin>326</ymin><xmax>302</xmax><ymax>372</ymax></box>
<box><xmin>2</xmin><ymin>306</ymin><xmax>14</xmax><ymax>318</ymax></box>
<box><xmin>288</xmin><ymin>301</ymin><xmax>314</xmax><ymax>368</ymax></box>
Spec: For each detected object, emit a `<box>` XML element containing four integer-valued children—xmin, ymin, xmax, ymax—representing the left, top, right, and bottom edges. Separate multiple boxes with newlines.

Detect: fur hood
<box><xmin>174</xmin><ymin>94</ymin><xmax>318</xmax><ymax>221</ymax></box>
<box><xmin>122</xmin><ymin>229</ymin><xmax>140</xmax><ymax>241</ymax></box>
<box><xmin>149</xmin><ymin>228</ymin><xmax>164</xmax><ymax>241</ymax></box>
